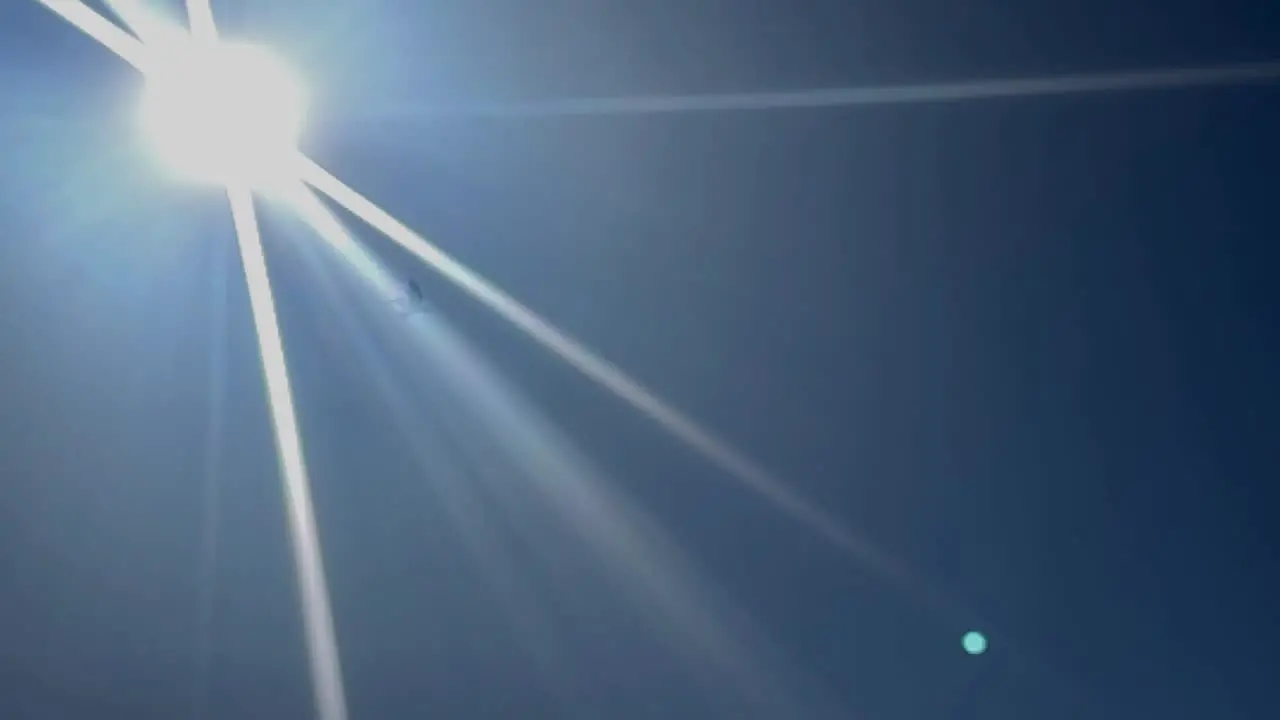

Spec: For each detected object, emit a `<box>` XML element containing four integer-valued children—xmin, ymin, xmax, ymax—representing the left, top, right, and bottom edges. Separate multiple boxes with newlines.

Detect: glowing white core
<box><xmin>139</xmin><ymin>39</ymin><xmax>306</xmax><ymax>187</ymax></box>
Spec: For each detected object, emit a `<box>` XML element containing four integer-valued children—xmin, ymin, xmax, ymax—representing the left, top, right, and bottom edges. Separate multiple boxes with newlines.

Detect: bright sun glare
<box><xmin>138</xmin><ymin>37</ymin><xmax>306</xmax><ymax>187</ymax></box>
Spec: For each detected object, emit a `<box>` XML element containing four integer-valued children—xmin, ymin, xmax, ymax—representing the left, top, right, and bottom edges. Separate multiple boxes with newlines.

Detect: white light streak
<box><xmin>37</xmin><ymin>0</ymin><xmax>151</xmax><ymax>70</ymax></box>
<box><xmin>289</xmin><ymin>187</ymin><xmax>831</xmax><ymax>718</ymax></box>
<box><xmin>228</xmin><ymin>187</ymin><xmax>349</xmax><ymax>720</ymax></box>
<box><xmin>299</xmin><ymin>157</ymin><xmax>902</xmax><ymax>577</ymax></box>
<box><xmin>185</xmin><ymin>0</ymin><xmax>218</xmax><ymax>41</ymax></box>
<box><xmin>34</xmin><ymin>4</ymin><xmax>349</xmax><ymax>717</ymax></box>
<box><xmin>104</xmin><ymin>0</ymin><xmax>180</xmax><ymax>47</ymax></box>
<box><xmin>373</xmin><ymin>60</ymin><xmax>1280</xmax><ymax>119</ymax></box>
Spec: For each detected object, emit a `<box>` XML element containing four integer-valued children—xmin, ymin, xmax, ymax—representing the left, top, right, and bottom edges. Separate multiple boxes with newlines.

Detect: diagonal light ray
<box><xmin>227</xmin><ymin>187</ymin><xmax>349</xmax><ymax>720</ymax></box>
<box><xmin>36</xmin><ymin>3</ymin><xmax>352</xmax><ymax>717</ymax></box>
<box><xmin>37</xmin><ymin>0</ymin><xmax>150</xmax><ymax>71</ymax></box>
<box><xmin>365</xmin><ymin>60</ymin><xmax>1280</xmax><ymax>119</ymax></box>
<box><xmin>287</xmin><ymin>189</ymin><xmax>599</xmax><ymax>711</ymax></box>
<box><xmin>185</xmin><ymin>0</ymin><xmax>217</xmax><ymax>40</ymax></box>
<box><xmin>104</xmin><ymin>0</ymin><xmax>178</xmax><ymax>46</ymax></box>
<box><xmin>40</xmin><ymin>1</ymin><xmax>1280</xmax><ymax>123</ymax></box>
<box><xmin>299</xmin><ymin>156</ymin><xmax>907</xmax><ymax>580</ymax></box>
<box><xmin>290</xmin><ymin>186</ymin><xmax>838</xmax><ymax>717</ymax></box>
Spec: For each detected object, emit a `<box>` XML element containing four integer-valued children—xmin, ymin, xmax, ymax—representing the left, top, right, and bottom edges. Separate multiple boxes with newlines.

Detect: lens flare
<box><xmin>963</xmin><ymin>631</ymin><xmax>988</xmax><ymax>655</ymax></box>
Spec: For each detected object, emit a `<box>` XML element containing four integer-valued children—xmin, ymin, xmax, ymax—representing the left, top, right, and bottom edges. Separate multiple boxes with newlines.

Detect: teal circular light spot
<box><xmin>962</xmin><ymin>631</ymin><xmax>988</xmax><ymax>655</ymax></box>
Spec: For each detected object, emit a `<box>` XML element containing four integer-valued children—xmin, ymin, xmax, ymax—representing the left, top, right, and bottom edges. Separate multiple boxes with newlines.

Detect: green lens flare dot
<box><xmin>962</xmin><ymin>631</ymin><xmax>988</xmax><ymax>655</ymax></box>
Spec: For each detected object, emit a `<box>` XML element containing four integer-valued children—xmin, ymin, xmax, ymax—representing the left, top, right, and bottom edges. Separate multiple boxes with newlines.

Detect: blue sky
<box><xmin>1</xmin><ymin>1</ymin><xmax>1278</xmax><ymax>718</ymax></box>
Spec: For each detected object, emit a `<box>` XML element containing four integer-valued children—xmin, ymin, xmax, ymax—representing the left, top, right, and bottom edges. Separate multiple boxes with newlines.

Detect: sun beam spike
<box><xmin>228</xmin><ymin>187</ymin><xmax>349</xmax><ymax>720</ymax></box>
<box><xmin>185</xmin><ymin>0</ymin><xmax>218</xmax><ymax>40</ymax></box>
<box><xmin>36</xmin><ymin>0</ymin><xmax>151</xmax><ymax>70</ymax></box>
<box><xmin>298</xmin><ymin>157</ymin><xmax>906</xmax><ymax>577</ymax></box>
<box><xmin>366</xmin><ymin>60</ymin><xmax>1280</xmax><ymax>119</ymax></box>
<box><xmin>103</xmin><ymin>0</ymin><xmax>175</xmax><ymax>46</ymax></box>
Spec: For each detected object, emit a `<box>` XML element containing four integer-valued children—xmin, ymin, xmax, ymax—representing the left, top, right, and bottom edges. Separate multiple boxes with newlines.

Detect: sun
<box><xmin>138</xmin><ymin>37</ymin><xmax>306</xmax><ymax>188</ymax></box>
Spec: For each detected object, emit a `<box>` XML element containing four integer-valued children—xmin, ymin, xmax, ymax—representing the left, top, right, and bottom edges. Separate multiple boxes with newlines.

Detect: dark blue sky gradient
<box><xmin>1</xmin><ymin>1</ymin><xmax>1278</xmax><ymax>718</ymax></box>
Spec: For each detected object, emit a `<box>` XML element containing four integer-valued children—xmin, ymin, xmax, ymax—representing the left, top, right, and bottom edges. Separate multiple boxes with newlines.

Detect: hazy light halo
<box><xmin>138</xmin><ymin>37</ymin><xmax>307</xmax><ymax>188</ymax></box>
